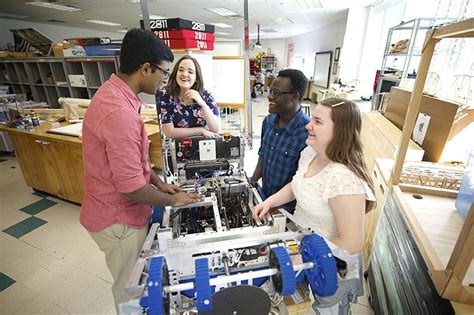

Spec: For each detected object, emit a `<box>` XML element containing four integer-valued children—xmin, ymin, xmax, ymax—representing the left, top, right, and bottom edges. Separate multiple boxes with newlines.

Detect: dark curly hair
<box><xmin>119</xmin><ymin>28</ymin><xmax>174</xmax><ymax>75</ymax></box>
<box><xmin>277</xmin><ymin>69</ymin><xmax>308</xmax><ymax>102</ymax></box>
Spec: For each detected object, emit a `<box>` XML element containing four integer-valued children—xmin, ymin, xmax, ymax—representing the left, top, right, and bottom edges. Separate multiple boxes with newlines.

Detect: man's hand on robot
<box><xmin>159</xmin><ymin>182</ymin><xmax>182</xmax><ymax>194</ymax></box>
<box><xmin>172</xmin><ymin>192</ymin><xmax>204</xmax><ymax>207</ymax></box>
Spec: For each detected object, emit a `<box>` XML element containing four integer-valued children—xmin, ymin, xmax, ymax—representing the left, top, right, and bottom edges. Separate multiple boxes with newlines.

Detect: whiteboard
<box><xmin>212</xmin><ymin>57</ymin><xmax>245</xmax><ymax>105</ymax></box>
<box><xmin>313</xmin><ymin>51</ymin><xmax>332</xmax><ymax>88</ymax></box>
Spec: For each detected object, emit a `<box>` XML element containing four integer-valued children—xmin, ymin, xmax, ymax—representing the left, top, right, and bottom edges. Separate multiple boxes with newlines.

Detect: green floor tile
<box><xmin>32</xmin><ymin>190</ymin><xmax>49</xmax><ymax>198</ymax></box>
<box><xmin>3</xmin><ymin>216</ymin><xmax>47</xmax><ymax>238</ymax></box>
<box><xmin>20</xmin><ymin>198</ymin><xmax>57</xmax><ymax>215</ymax></box>
<box><xmin>0</xmin><ymin>273</ymin><xmax>16</xmax><ymax>292</ymax></box>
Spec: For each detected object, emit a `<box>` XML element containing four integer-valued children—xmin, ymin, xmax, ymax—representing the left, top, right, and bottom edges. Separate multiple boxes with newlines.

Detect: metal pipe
<box><xmin>163</xmin><ymin>262</ymin><xmax>314</xmax><ymax>293</ymax></box>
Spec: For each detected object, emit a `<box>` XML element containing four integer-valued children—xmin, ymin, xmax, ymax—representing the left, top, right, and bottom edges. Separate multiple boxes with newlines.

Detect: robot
<box><xmin>120</xmin><ymin>135</ymin><xmax>343</xmax><ymax>314</ymax></box>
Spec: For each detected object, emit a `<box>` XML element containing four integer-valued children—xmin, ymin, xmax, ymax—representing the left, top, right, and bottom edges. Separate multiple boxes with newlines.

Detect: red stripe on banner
<box><xmin>152</xmin><ymin>29</ymin><xmax>215</xmax><ymax>42</ymax></box>
<box><xmin>161</xmin><ymin>39</ymin><xmax>214</xmax><ymax>51</ymax></box>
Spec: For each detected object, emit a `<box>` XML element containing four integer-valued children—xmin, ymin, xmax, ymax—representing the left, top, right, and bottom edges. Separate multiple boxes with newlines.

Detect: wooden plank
<box><xmin>399</xmin><ymin>183</ymin><xmax>458</xmax><ymax>198</ymax></box>
<box><xmin>392</xmin><ymin>185</ymin><xmax>445</xmax><ymax>271</ymax></box>
<box><xmin>446</xmin><ymin>203</ymin><xmax>474</xmax><ymax>283</ymax></box>
<box><xmin>442</xmin><ymin>274</ymin><xmax>474</xmax><ymax>304</ymax></box>
<box><xmin>392</xmin><ymin>37</ymin><xmax>439</xmax><ymax>184</ymax></box>
<box><xmin>431</xmin><ymin>18</ymin><xmax>474</xmax><ymax>39</ymax></box>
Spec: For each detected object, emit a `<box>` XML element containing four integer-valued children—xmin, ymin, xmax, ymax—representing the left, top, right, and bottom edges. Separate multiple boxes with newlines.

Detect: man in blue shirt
<box><xmin>251</xmin><ymin>69</ymin><xmax>310</xmax><ymax>213</ymax></box>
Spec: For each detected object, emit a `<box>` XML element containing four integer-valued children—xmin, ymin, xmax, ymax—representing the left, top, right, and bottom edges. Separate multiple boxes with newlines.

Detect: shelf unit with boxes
<box><xmin>366</xmin><ymin>19</ymin><xmax>474</xmax><ymax>312</ymax></box>
<box><xmin>0</xmin><ymin>56</ymin><xmax>119</xmax><ymax>108</ymax></box>
<box><xmin>373</xmin><ymin>18</ymin><xmax>455</xmax><ymax>110</ymax></box>
<box><xmin>260</xmin><ymin>54</ymin><xmax>276</xmax><ymax>72</ymax></box>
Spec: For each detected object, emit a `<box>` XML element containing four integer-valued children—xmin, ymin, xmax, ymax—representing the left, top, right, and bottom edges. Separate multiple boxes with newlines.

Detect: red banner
<box><xmin>153</xmin><ymin>29</ymin><xmax>215</xmax><ymax>42</ymax></box>
<box><xmin>161</xmin><ymin>38</ymin><xmax>214</xmax><ymax>51</ymax></box>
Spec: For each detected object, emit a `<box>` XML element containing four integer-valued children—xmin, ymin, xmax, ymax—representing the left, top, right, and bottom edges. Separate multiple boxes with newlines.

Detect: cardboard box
<box><xmin>51</xmin><ymin>42</ymin><xmax>71</xmax><ymax>58</ymax></box>
<box><xmin>383</xmin><ymin>87</ymin><xmax>472</xmax><ymax>162</ymax></box>
<box><xmin>68</xmin><ymin>74</ymin><xmax>87</xmax><ymax>87</ymax></box>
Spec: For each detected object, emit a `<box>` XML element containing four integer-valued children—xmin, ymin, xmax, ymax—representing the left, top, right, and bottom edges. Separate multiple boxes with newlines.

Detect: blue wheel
<box><xmin>269</xmin><ymin>246</ymin><xmax>296</xmax><ymax>296</ymax></box>
<box><xmin>195</xmin><ymin>258</ymin><xmax>212</xmax><ymax>311</ymax></box>
<box><xmin>140</xmin><ymin>256</ymin><xmax>170</xmax><ymax>315</ymax></box>
<box><xmin>301</xmin><ymin>234</ymin><xmax>338</xmax><ymax>297</ymax></box>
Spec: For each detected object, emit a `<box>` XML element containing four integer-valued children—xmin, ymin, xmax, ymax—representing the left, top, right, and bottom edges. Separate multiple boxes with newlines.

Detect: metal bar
<box><xmin>163</xmin><ymin>262</ymin><xmax>315</xmax><ymax>293</ymax></box>
<box><xmin>140</xmin><ymin>0</ymin><xmax>151</xmax><ymax>31</ymax></box>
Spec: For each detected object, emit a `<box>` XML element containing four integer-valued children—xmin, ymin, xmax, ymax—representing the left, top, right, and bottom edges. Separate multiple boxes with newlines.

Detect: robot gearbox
<box><xmin>120</xmin><ymin>135</ymin><xmax>342</xmax><ymax>314</ymax></box>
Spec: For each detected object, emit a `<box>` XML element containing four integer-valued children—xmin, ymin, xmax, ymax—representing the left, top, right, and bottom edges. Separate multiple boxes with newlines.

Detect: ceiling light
<box><xmin>0</xmin><ymin>12</ymin><xmax>30</xmax><ymax>19</ymax></box>
<box><xmin>206</xmin><ymin>7</ymin><xmax>238</xmax><ymax>17</ymax></box>
<box><xmin>85</xmin><ymin>20</ymin><xmax>121</xmax><ymax>26</ymax></box>
<box><xmin>296</xmin><ymin>0</ymin><xmax>322</xmax><ymax>10</ymax></box>
<box><xmin>211</xmin><ymin>23</ymin><xmax>233</xmax><ymax>28</ymax></box>
<box><xmin>139</xmin><ymin>14</ymin><xmax>166</xmax><ymax>19</ymax></box>
<box><xmin>128</xmin><ymin>0</ymin><xmax>156</xmax><ymax>3</ymax></box>
<box><xmin>117</xmin><ymin>29</ymin><xmax>129</xmax><ymax>33</ymax></box>
<box><xmin>271</xmin><ymin>17</ymin><xmax>294</xmax><ymax>25</ymax></box>
<box><xmin>214</xmin><ymin>31</ymin><xmax>231</xmax><ymax>36</ymax></box>
<box><xmin>26</xmin><ymin>1</ymin><xmax>82</xmax><ymax>12</ymax></box>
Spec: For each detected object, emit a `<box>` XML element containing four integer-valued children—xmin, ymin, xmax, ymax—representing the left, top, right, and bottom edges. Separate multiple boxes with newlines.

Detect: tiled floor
<box><xmin>0</xmin><ymin>94</ymin><xmax>373</xmax><ymax>314</ymax></box>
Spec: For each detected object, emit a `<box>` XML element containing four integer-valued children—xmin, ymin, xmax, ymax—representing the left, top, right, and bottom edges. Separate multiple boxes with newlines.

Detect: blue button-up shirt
<box><xmin>258</xmin><ymin>108</ymin><xmax>310</xmax><ymax>198</ymax></box>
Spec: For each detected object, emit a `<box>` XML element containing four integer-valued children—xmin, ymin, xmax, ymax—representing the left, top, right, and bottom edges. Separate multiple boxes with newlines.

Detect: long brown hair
<box><xmin>165</xmin><ymin>55</ymin><xmax>204</xmax><ymax>96</ymax></box>
<box><xmin>320</xmin><ymin>97</ymin><xmax>376</xmax><ymax>213</ymax></box>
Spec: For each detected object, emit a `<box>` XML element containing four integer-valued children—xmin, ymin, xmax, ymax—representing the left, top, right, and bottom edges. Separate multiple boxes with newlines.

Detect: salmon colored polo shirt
<box><xmin>80</xmin><ymin>74</ymin><xmax>151</xmax><ymax>232</ymax></box>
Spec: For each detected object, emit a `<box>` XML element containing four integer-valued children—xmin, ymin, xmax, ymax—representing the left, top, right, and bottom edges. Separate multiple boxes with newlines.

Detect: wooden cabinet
<box><xmin>2</xmin><ymin>121</ymin><xmax>160</xmax><ymax>204</ymax></box>
<box><xmin>9</xmin><ymin>132</ymin><xmax>83</xmax><ymax>203</ymax></box>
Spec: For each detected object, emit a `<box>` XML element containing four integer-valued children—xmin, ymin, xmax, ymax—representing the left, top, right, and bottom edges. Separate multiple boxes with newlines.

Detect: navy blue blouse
<box><xmin>156</xmin><ymin>89</ymin><xmax>219</xmax><ymax>128</ymax></box>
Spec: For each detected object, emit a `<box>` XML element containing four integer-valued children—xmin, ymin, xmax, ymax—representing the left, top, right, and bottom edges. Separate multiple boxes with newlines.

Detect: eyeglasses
<box><xmin>149</xmin><ymin>63</ymin><xmax>171</xmax><ymax>80</ymax></box>
<box><xmin>268</xmin><ymin>87</ymin><xmax>296</xmax><ymax>98</ymax></box>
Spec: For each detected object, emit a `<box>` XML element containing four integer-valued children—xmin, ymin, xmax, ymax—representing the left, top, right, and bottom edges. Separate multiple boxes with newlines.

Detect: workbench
<box><xmin>0</xmin><ymin>121</ymin><xmax>162</xmax><ymax>204</ymax></box>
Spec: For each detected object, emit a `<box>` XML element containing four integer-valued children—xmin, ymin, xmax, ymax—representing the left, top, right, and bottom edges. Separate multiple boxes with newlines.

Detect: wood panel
<box><xmin>49</xmin><ymin>141</ymin><xmax>83</xmax><ymax>203</ymax></box>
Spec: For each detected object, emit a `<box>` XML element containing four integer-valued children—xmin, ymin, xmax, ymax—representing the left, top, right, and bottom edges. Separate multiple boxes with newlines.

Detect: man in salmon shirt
<box><xmin>80</xmin><ymin>28</ymin><xmax>202</xmax><ymax>311</ymax></box>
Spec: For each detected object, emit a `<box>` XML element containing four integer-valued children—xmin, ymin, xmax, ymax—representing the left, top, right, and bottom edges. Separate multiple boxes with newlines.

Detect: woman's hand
<box><xmin>253</xmin><ymin>202</ymin><xmax>270</xmax><ymax>221</ymax></box>
<box><xmin>200</xmin><ymin>128</ymin><xmax>219</xmax><ymax>138</ymax></box>
<box><xmin>184</xmin><ymin>89</ymin><xmax>205</xmax><ymax>106</ymax></box>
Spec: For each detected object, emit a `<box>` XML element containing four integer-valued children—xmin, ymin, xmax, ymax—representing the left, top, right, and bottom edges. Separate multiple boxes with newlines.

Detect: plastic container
<box><xmin>30</xmin><ymin>111</ymin><xmax>40</xmax><ymax>127</ymax></box>
<box><xmin>84</xmin><ymin>44</ymin><xmax>121</xmax><ymax>56</ymax></box>
<box><xmin>455</xmin><ymin>150</ymin><xmax>474</xmax><ymax>218</ymax></box>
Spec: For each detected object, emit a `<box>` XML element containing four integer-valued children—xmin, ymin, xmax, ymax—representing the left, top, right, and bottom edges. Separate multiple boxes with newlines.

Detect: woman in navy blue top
<box><xmin>156</xmin><ymin>55</ymin><xmax>220</xmax><ymax>138</ymax></box>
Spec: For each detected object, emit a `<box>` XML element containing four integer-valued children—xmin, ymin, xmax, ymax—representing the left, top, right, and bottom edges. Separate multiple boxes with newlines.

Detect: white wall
<box><xmin>0</xmin><ymin>18</ymin><xmax>123</xmax><ymax>49</ymax></box>
<box><xmin>338</xmin><ymin>7</ymin><xmax>370</xmax><ymax>86</ymax></box>
<box><xmin>283</xmin><ymin>17</ymin><xmax>348</xmax><ymax>99</ymax></box>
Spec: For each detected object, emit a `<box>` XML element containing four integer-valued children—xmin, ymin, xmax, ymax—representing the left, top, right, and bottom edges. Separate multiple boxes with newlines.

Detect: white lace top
<box><xmin>291</xmin><ymin>146</ymin><xmax>375</xmax><ymax>240</ymax></box>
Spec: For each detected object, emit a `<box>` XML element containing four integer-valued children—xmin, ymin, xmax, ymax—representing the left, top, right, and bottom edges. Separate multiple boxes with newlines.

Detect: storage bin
<box><xmin>84</xmin><ymin>44</ymin><xmax>121</xmax><ymax>56</ymax></box>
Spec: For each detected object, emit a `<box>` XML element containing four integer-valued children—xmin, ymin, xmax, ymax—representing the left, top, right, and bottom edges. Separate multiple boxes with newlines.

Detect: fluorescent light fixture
<box><xmin>206</xmin><ymin>7</ymin><xmax>238</xmax><ymax>16</ymax></box>
<box><xmin>211</xmin><ymin>23</ymin><xmax>233</xmax><ymax>28</ymax></box>
<box><xmin>0</xmin><ymin>12</ymin><xmax>29</xmax><ymax>19</ymax></box>
<box><xmin>85</xmin><ymin>19</ymin><xmax>121</xmax><ymax>26</ymax></box>
<box><xmin>128</xmin><ymin>0</ymin><xmax>157</xmax><ymax>3</ymax></box>
<box><xmin>117</xmin><ymin>29</ymin><xmax>129</xmax><ymax>33</ymax></box>
<box><xmin>139</xmin><ymin>14</ymin><xmax>166</xmax><ymax>19</ymax></box>
<box><xmin>271</xmin><ymin>17</ymin><xmax>293</xmax><ymax>25</ymax></box>
<box><xmin>296</xmin><ymin>0</ymin><xmax>322</xmax><ymax>10</ymax></box>
<box><xmin>214</xmin><ymin>31</ymin><xmax>231</xmax><ymax>35</ymax></box>
<box><xmin>26</xmin><ymin>1</ymin><xmax>82</xmax><ymax>12</ymax></box>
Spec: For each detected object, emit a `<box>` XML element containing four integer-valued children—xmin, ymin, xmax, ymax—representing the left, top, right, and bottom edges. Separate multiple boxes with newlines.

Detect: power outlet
<box><xmin>199</xmin><ymin>139</ymin><xmax>216</xmax><ymax>161</ymax></box>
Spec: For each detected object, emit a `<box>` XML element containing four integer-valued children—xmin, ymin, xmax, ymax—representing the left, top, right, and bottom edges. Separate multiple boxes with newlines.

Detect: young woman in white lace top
<box><xmin>253</xmin><ymin>97</ymin><xmax>376</xmax><ymax>314</ymax></box>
